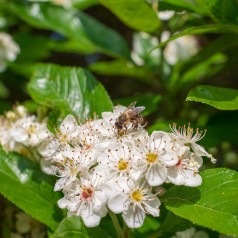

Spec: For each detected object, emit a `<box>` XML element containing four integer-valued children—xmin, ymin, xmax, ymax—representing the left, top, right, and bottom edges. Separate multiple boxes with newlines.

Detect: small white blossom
<box><xmin>108</xmin><ymin>179</ymin><xmax>160</xmax><ymax>228</ymax></box>
<box><xmin>98</xmin><ymin>142</ymin><xmax>137</xmax><ymax>180</ymax></box>
<box><xmin>58</xmin><ymin>171</ymin><xmax>108</xmax><ymax>227</ymax></box>
<box><xmin>158</xmin><ymin>11</ymin><xmax>175</xmax><ymax>21</ymax></box>
<box><xmin>171</xmin><ymin>227</ymin><xmax>209</xmax><ymax>238</ymax></box>
<box><xmin>38</xmin><ymin>115</ymin><xmax>79</xmax><ymax>158</ymax></box>
<box><xmin>167</xmin><ymin>150</ymin><xmax>203</xmax><ymax>187</ymax></box>
<box><xmin>0</xmin><ymin>32</ymin><xmax>20</xmax><ymax>72</ymax></box>
<box><xmin>9</xmin><ymin>116</ymin><xmax>49</xmax><ymax>147</ymax></box>
<box><xmin>53</xmin><ymin>148</ymin><xmax>93</xmax><ymax>191</ymax></box>
<box><xmin>134</xmin><ymin>131</ymin><xmax>178</xmax><ymax>185</ymax></box>
<box><xmin>99</xmin><ymin>105</ymin><xmax>147</xmax><ymax>146</ymax></box>
<box><xmin>77</xmin><ymin>121</ymin><xmax>104</xmax><ymax>159</ymax></box>
<box><xmin>161</xmin><ymin>32</ymin><xmax>199</xmax><ymax>65</ymax></box>
<box><xmin>170</xmin><ymin>123</ymin><xmax>216</xmax><ymax>163</ymax></box>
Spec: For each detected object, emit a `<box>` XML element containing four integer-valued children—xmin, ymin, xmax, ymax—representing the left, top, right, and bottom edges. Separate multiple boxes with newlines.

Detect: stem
<box><xmin>148</xmin><ymin>231</ymin><xmax>162</xmax><ymax>238</ymax></box>
<box><xmin>123</xmin><ymin>222</ymin><xmax>129</xmax><ymax>238</ymax></box>
<box><xmin>109</xmin><ymin>210</ymin><xmax>124</xmax><ymax>238</ymax></box>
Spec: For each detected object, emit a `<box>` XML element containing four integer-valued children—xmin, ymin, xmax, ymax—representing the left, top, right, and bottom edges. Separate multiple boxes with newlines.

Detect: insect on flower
<box><xmin>115</xmin><ymin>101</ymin><xmax>145</xmax><ymax>136</ymax></box>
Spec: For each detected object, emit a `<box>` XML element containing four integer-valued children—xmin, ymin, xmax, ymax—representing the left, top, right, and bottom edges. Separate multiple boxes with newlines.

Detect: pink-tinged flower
<box><xmin>57</xmin><ymin>171</ymin><xmax>108</xmax><ymax>227</ymax></box>
<box><xmin>167</xmin><ymin>150</ymin><xmax>203</xmax><ymax>187</ymax></box>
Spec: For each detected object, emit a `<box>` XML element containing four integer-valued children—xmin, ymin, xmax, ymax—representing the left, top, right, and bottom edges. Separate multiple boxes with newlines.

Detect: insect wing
<box><xmin>127</xmin><ymin>106</ymin><xmax>145</xmax><ymax>119</ymax></box>
<box><xmin>126</xmin><ymin>101</ymin><xmax>137</xmax><ymax>110</ymax></box>
<box><xmin>134</xmin><ymin>106</ymin><xmax>145</xmax><ymax>114</ymax></box>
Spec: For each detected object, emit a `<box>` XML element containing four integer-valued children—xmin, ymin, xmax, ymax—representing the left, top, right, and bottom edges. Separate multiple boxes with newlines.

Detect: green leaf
<box><xmin>72</xmin><ymin>0</ymin><xmax>98</xmax><ymax>9</ymax></box>
<box><xmin>52</xmin><ymin>216</ymin><xmax>112</xmax><ymax>238</ymax></box>
<box><xmin>196</xmin><ymin>0</ymin><xmax>238</xmax><ymax>25</ymax></box>
<box><xmin>178</xmin><ymin>53</ymin><xmax>226</xmax><ymax>87</ymax></box>
<box><xmin>186</xmin><ymin>85</ymin><xmax>238</xmax><ymax>110</ymax></box>
<box><xmin>162</xmin><ymin>168</ymin><xmax>238</xmax><ymax>237</ymax></box>
<box><xmin>98</xmin><ymin>0</ymin><xmax>161</xmax><ymax>33</ymax></box>
<box><xmin>158</xmin><ymin>212</ymin><xmax>192</xmax><ymax>236</ymax></box>
<box><xmin>0</xmin><ymin>148</ymin><xmax>63</xmax><ymax>230</ymax></box>
<box><xmin>159</xmin><ymin>0</ymin><xmax>206</xmax><ymax>15</ymax></box>
<box><xmin>14</xmin><ymin>32</ymin><xmax>51</xmax><ymax>63</ymax></box>
<box><xmin>28</xmin><ymin>64</ymin><xmax>113</xmax><ymax>121</ymax></box>
<box><xmin>8</xmin><ymin>2</ymin><xmax>129</xmax><ymax>58</ymax></box>
<box><xmin>89</xmin><ymin>60</ymin><xmax>157</xmax><ymax>86</ymax></box>
<box><xmin>151</xmin><ymin>24</ymin><xmax>238</xmax><ymax>51</ymax></box>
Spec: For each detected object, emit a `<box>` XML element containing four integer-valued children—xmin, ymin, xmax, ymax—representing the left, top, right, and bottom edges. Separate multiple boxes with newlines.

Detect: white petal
<box><xmin>160</xmin><ymin>150</ymin><xmax>178</xmax><ymax>166</ymax></box>
<box><xmin>40</xmin><ymin>159</ymin><xmax>57</xmax><ymax>175</ymax></box>
<box><xmin>102</xmin><ymin>112</ymin><xmax>115</xmax><ymax>123</ymax></box>
<box><xmin>144</xmin><ymin>197</ymin><xmax>161</xmax><ymax>217</ymax></box>
<box><xmin>123</xmin><ymin>206</ymin><xmax>145</xmax><ymax>228</ymax></box>
<box><xmin>146</xmin><ymin>165</ymin><xmax>167</xmax><ymax>186</ymax></box>
<box><xmin>108</xmin><ymin>193</ymin><xmax>128</xmax><ymax>214</ymax></box>
<box><xmin>57</xmin><ymin>197</ymin><xmax>77</xmax><ymax>210</ymax></box>
<box><xmin>81</xmin><ymin>213</ymin><xmax>101</xmax><ymax>227</ymax></box>
<box><xmin>60</xmin><ymin>115</ymin><xmax>78</xmax><ymax>134</ymax></box>
<box><xmin>9</xmin><ymin>128</ymin><xmax>28</xmax><ymax>142</ymax></box>
<box><xmin>113</xmin><ymin>105</ymin><xmax>126</xmax><ymax>115</ymax></box>
<box><xmin>167</xmin><ymin>167</ymin><xmax>186</xmax><ymax>185</ymax></box>
<box><xmin>183</xmin><ymin>170</ymin><xmax>202</xmax><ymax>187</ymax></box>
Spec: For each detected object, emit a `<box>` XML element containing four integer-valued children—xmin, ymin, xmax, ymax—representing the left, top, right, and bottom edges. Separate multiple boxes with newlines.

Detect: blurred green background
<box><xmin>0</xmin><ymin>0</ymin><xmax>238</xmax><ymax>236</ymax></box>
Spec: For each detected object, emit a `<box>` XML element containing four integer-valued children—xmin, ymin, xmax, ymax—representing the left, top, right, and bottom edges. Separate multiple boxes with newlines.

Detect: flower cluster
<box><xmin>0</xmin><ymin>32</ymin><xmax>20</xmax><ymax>72</ymax></box>
<box><xmin>0</xmin><ymin>105</ymin><xmax>49</xmax><ymax>154</ymax></box>
<box><xmin>0</xmin><ymin>103</ymin><xmax>215</xmax><ymax>228</ymax></box>
<box><xmin>38</xmin><ymin>104</ymin><xmax>215</xmax><ymax>228</ymax></box>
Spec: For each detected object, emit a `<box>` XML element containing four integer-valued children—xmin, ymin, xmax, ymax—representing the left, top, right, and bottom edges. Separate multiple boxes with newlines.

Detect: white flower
<box><xmin>134</xmin><ymin>131</ymin><xmax>178</xmax><ymax>186</ymax></box>
<box><xmin>170</xmin><ymin>123</ymin><xmax>216</xmax><ymax>163</ymax></box>
<box><xmin>0</xmin><ymin>32</ymin><xmax>20</xmax><ymax>72</ymax></box>
<box><xmin>108</xmin><ymin>179</ymin><xmax>160</xmax><ymax>228</ymax></box>
<box><xmin>167</xmin><ymin>150</ymin><xmax>203</xmax><ymax>187</ymax></box>
<box><xmin>14</xmin><ymin>212</ymin><xmax>46</xmax><ymax>238</ymax></box>
<box><xmin>77</xmin><ymin>121</ymin><xmax>104</xmax><ymax>159</ymax></box>
<box><xmin>56</xmin><ymin>115</ymin><xmax>79</xmax><ymax>145</ymax></box>
<box><xmin>54</xmin><ymin>148</ymin><xmax>94</xmax><ymax>191</ymax></box>
<box><xmin>171</xmin><ymin>227</ymin><xmax>209</xmax><ymax>238</ymax></box>
<box><xmin>161</xmin><ymin>32</ymin><xmax>199</xmax><ymax>65</ymax></box>
<box><xmin>58</xmin><ymin>171</ymin><xmax>108</xmax><ymax>227</ymax></box>
<box><xmin>99</xmin><ymin>105</ymin><xmax>146</xmax><ymax>145</ymax></box>
<box><xmin>131</xmin><ymin>32</ymin><xmax>160</xmax><ymax>66</ymax></box>
<box><xmin>98</xmin><ymin>142</ymin><xmax>137</xmax><ymax>180</ymax></box>
<box><xmin>0</xmin><ymin>116</ymin><xmax>16</xmax><ymax>151</ymax></box>
<box><xmin>158</xmin><ymin>11</ymin><xmax>175</xmax><ymax>21</ymax></box>
<box><xmin>9</xmin><ymin>116</ymin><xmax>49</xmax><ymax>147</ymax></box>
<box><xmin>38</xmin><ymin>115</ymin><xmax>79</xmax><ymax>158</ymax></box>
<box><xmin>0</xmin><ymin>106</ymin><xmax>49</xmax><ymax>151</ymax></box>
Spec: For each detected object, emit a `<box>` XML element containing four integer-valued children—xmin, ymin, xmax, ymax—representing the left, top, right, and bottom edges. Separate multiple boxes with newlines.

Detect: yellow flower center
<box><xmin>59</xmin><ymin>133</ymin><xmax>67</xmax><ymax>143</ymax></box>
<box><xmin>131</xmin><ymin>189</ymin><xmax>143</xmax><ymax>202</ymax></box>
<box><xmin>118</xmin><ymin>159</ymin><xmax>128</xmax><ymax>171</ymax></box>
<box><xmin>146</xmin><ymin>152</ymin><xmax>157</xmax><ymax>163</ymax></box>
<box><xmin>26</xmin><ymin>125</ymin><xmax>36</xmax><ymax>135</ymax></box>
